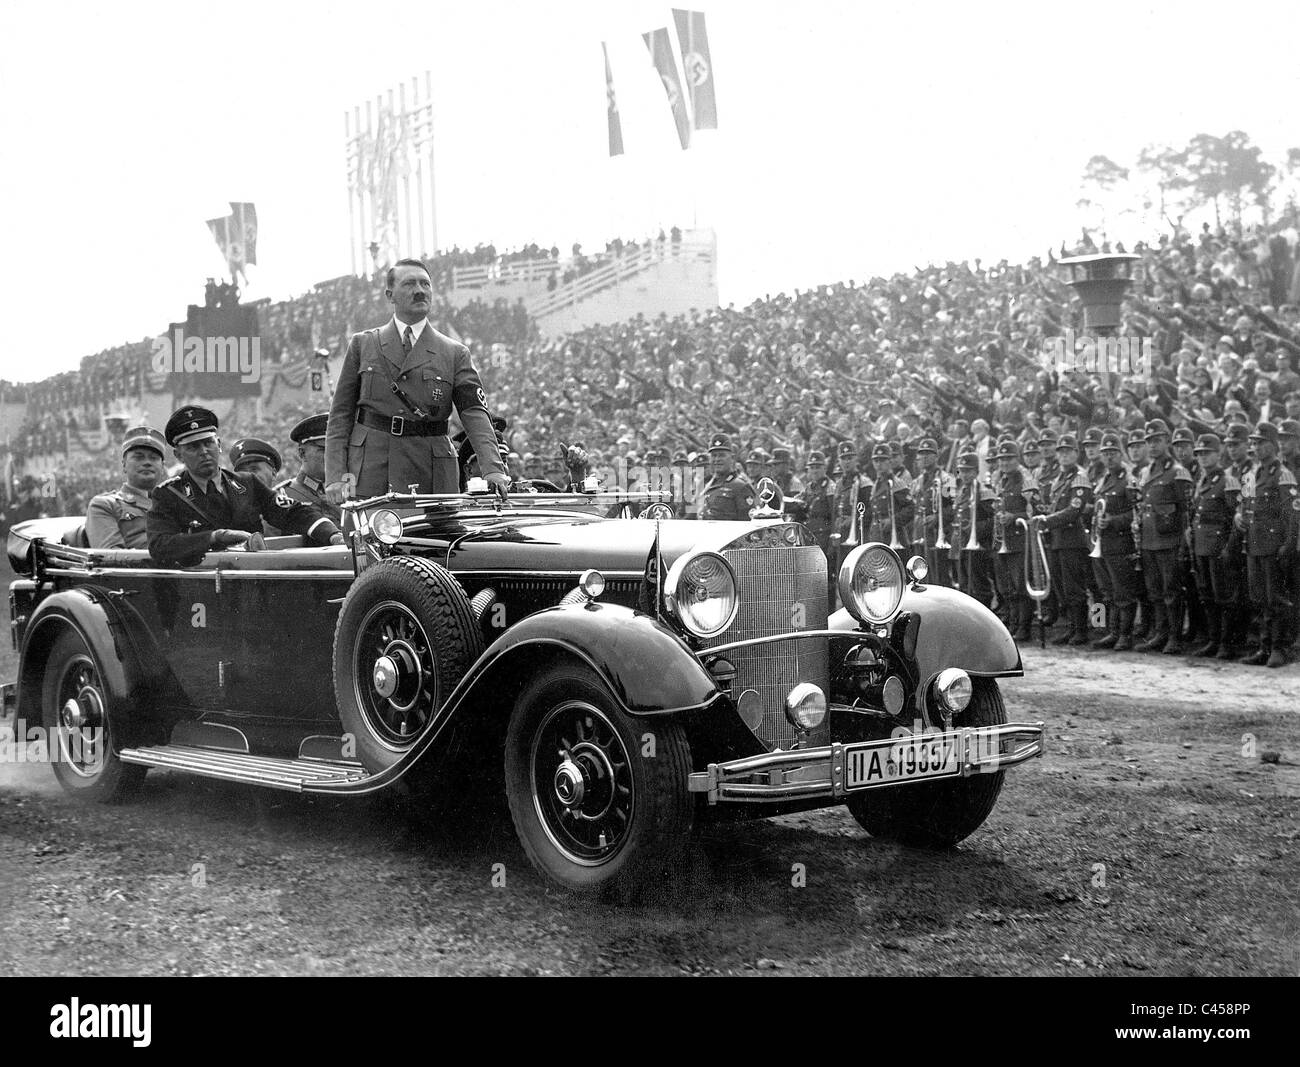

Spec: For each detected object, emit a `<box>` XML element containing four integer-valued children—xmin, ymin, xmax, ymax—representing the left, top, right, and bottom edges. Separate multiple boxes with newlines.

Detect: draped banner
<box><xmin>602</xmin><ymin>42</ymin><xmax>624</xmax><ymax>156</ymax></box>
<box><xmin>672</xmin><ymin>9</ymin><xmax>718</xmax><ymax>130</ymax></box>
<box><xmin>642</xmin><ymin>27</ymin><xmax>691</xmax><ymax>150</ymax></box>
<box><xmin>206</xmin><ymin>202</ymin><xmax>258</xmax><ymax>284</ymax></box>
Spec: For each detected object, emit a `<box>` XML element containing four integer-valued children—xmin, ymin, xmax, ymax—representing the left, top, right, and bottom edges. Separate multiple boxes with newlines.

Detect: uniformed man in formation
<box><xmin>1090</xmin><ymin>433</ymin><xmax>1139</xmax><ymax>650</ymax></box>
<box><xmin>868</xmin><ymin>442</ymin><xmax>912</xmax><ymax>546</ymax></box>
<box><xmin>1237</xmin><ymin>423</ymin><xmax>1299</xmax><ymax>667</ymax></box>
<box><xmin>1134</xmin><ymin>419</ymin><xmax>1194</xmax><ymax>654</ymax></box>
<box><xmin>952</xmin><ymin>450</ymin><xmax>995</xmax><ymax>608</ymax></box>
<box><xmin>833</xmin><ymin>440</ymin><xmax>871</xmax><ymax>567</ymax></box>
<box><xmin>799</xmin><ymin>450</ymin><xmax>835</xmax><ymax>557</ymax></box>
<box><xmin>910</xmin><ymin>437</ymin><xmax>957</xmax><ymax>586</ymax></box>
<box><xmin>85</xmin><ymin>424</ymin><xmax>167</xmax><ymax>549</ymax></box>
<box><xmin>1035</xmin><ymin>434</ymin><xmax>1094</xmax><ymax>646</ymax></box>
<box><xmin>1190</xmin><ymin>433</ymin><xmax>1240</xmax><ymax>659</ymax></box>
<box><xmin>993</xmin><ymin>440</ymin><xmax>1039</xmax><ymax>641</ymax></box>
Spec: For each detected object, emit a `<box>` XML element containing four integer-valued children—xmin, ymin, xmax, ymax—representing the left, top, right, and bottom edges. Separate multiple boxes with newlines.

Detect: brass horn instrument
<box><xmin>1088</xmin><ymin>497</ymin><xmax>1106</xmax><ymax>559</ymax></box>
<box><xmin>1017</xmin><ymin>514</ymin><xmax>1052</xmax><ymax>648</ymax></box>
<box><xmin>844</xmin><ymin>500</ymin><xmax>865</xmax><ymax>546</ymax></box>
<box><xmin>933</xmin><ymin>476</ymin><xmax>951</xmax><ymax>551</ymax></box>
<box><xmin>887</xmin><ymin>477</ymin><xmax>904</xmax><ymax>551</ymax></box>
<box><xmin>965</xmin><ymin>477</ymin><xmax>981</xmax><ymax>551</ymax></box>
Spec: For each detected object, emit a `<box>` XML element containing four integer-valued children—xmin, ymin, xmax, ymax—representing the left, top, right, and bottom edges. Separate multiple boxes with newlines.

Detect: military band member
<box><xmin>1134</xmin><ymin>419</ymin><xmax>1194</xmax><ymax>655</ymax></box>
<box><xmin>1189</xmin><ymin>434</ymin><xmax>1241</xmax><ymax>659</ymax></box>
<box><xmin>276</xmin><ymin>413</ymin><xmax>343</xmax><ymax>526</ymax></box>
<box><xmin>1221</xmin><ymin>422</ymin><xmax>1254</xmax><ymax>656</ymax></box>
<box><xmin>833</xmin><ymin>441</ymin><xmax>871</xmax><ymax>559</ymax></box>
<box><xmin>744</xmin><ymin>448</ymin><xmax>770</xmax><ymax>485</ymax></box>
<box><xmin>148</xmin><ymin>406</ymin><xmax>343</xmax><ymax>567</ymax></box>
<box><xmin>85</xmin><ymin>425</ymin><xmax>167</xmax><ymax>550</ymax></box>
<box><xmin>994</xmin><ymin>441</ymin><xmax>1039</xmax><ymax>641</ymax></box>
<box><xmin>1170</xmin><ymin>425</ymin><xmax>1206</xmax><ymax>644</ymax></box>
<box><xmin>1036</xmin><ymin>434</ymin><xmax>1093</xmax><ymax>646</ymax></box>
<box><xmin>867</xmin><ymin>442</ymin><xmax>912</xmax><ymax>546</ymax></box>
<box><xmin>1091</xmin><ymin>433</ymin><xmax>1140</xmax><ymax>650</ymax></box>
<box><xmin>1082</xmin><ymin>426</ymin><xmax>1105</xmax><ymax>483</ymax></box>
<box><xmin>952</xmin><ymin>451</ymin><xmax>995</xmax><ymax>608</ymax></box>
<box><xmin>770</xmin><ymin>447</ymin><xmax>804</xmax><ymax>499</ymax></box>
<box><xmin>699</xmin><ymin>434</ymin><xmax>756</xmax><ymax>521</ymax></box>
<box><xmin>1236</xmin><ymin>422</ymin><xmax>1299</xmax><ymax>668</ymax></box>
<box><xmin>911</xmin><ymin>437</ymin><xmax>957</xmax><ymax>587</ymax></box>
<box><xmin>1038</xmin><ymin>429</ymin><xmax>1060</xmax><ymax>488</ymax></box>
<box><xmin>799</xmin><ymin>450</ymin><xmax>835</xmax><ymax>557</ymax></box>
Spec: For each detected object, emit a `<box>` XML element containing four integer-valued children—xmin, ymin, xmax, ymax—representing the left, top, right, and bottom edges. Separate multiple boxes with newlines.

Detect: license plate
<box><xmin>844</xmin><ymin>734</ymin><xmax>960</xmax><ymax>790</ymax></box>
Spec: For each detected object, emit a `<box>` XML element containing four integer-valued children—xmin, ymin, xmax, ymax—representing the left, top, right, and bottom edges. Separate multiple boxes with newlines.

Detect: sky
<box><xmin>1</xmin><ymin>0</ymin><xmax>1298</xmax><ymax>382</ymax></box>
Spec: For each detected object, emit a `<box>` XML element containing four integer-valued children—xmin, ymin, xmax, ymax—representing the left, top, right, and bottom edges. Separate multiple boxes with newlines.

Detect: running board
<box><xmin>119</xmin><ymin>744</ymin><xmax>371</xmax><ymax>792</ymax></box>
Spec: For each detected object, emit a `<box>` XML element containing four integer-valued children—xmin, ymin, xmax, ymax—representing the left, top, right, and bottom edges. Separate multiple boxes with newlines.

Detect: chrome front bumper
<box><xmin>687</xmin><ymin>722</ymin><xmax>1046</xmax><ymax>805</ymax></box>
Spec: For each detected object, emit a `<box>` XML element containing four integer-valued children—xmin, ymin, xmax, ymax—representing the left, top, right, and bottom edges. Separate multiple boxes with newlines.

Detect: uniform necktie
<box><xmin>403</xmin><ymin>326</ymin><xmax>415</xmax><ymax>354</ymax></box>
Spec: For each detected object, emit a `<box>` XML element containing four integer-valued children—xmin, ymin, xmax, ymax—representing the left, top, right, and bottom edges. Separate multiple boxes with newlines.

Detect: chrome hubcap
<box><xmin>372</xmin><ymin>655</ymin><xmax>398</xmax><ymax>699</ymax></box>
<box><xmin>554</xmin><ymin>758</ymin><xmax>586</xmax><ymax>806</ymax></box>
<box><xmin>353</xmin><ymin>603</ymin><xmax>439</xmax><ymax>749</ymax></box>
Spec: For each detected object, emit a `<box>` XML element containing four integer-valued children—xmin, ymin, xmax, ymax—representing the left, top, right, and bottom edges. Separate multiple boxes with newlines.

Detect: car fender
<box><xmin>17</xmin><ymin>588</ymin><xmax>169</xmax><ymax>737</ymax></box>
<box><xmin>830</xmin><ymin>583</ymin><xmax>1022</xmax><ymax>705</ymax></box>
<box><xmin>455</xmin><ymin>601</ymin><xmax>722</xmax><ymax>718</ymax></box>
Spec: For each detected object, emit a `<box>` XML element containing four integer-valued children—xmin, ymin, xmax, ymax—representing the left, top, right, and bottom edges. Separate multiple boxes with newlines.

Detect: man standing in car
<box><xmin>325</xmin><ymin>258</ymin><xmax>510</xmax><ymax>503</ymax></box>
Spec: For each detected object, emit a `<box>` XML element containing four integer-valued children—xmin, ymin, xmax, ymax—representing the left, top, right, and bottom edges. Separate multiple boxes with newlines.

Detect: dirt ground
<box><xmin>2</xmin><ymin>625</ymin><xmax>1296</xmax><ymax>976</ymax></box>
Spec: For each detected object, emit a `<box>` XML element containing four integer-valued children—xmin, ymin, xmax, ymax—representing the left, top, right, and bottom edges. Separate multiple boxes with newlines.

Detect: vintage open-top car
<box><xmin>2</xmin><ymin>488</ymin><xmax>1043</xmax><ymax>893</ymax></box>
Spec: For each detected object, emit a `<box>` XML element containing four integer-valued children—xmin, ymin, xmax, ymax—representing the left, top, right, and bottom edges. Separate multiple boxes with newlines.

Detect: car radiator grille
<box><xmin>705</xmin><ymin>545</ymin><xmax>829</xmax><ymax>749</ymax></box>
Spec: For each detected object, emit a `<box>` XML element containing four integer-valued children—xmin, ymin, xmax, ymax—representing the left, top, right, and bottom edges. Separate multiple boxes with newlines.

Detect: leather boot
<box><xmin>1162</xmin><ymin>602</ymin><xmax>1186</xmax><ymax>654</ymax></box>
<box><xmin>1193</xmin><ymin>606</ymin><xmax>1221</xmax><ymax>658</ymax></box>
<box><xmin>1135</xmin><ymin>604</ymin><xmax>1167</xmax><ymax>652</ymax></box>
<box><xmin>1132</xmin><ymin>600</ymin><xmax>1152</xmax><ymax>641</ymax></box>
<box><xmin>1014</xmin><ymin>600</ymin><xmax>1034</xmax><ymax>642</ymax></box>
<box><xmin>1051</xmin><ymin>603</ymin><xmax>1076</xmax><ymax>645</ymax></box>
<box><xmin>1241</xmin><ymin>621</ymin><xmax>1272</xmax><ymax>666</ymax></box>
<box><xmin>1217</xmin><ymin>605</ymin><xmax>1244</xmax><ymax>659</ymax></box>
<box><xmin>1113</xmin><ymin>605</ymin><xmax>1135</xmax><ymax>651</ymax></box>
<box><xmin>1267</xmin><ymin>619</ymin><xmax>1288</xmax><ymax>668</ymax></box>
<box><xmin>1069</xmin><ymin>602</ymin><xmax>1091</xmax><ymax>645</ymax></box>
<box><xmin>1091</xmin><ymin>601</ymin><xmax>1118</xmax><ymax>648</ymax></box>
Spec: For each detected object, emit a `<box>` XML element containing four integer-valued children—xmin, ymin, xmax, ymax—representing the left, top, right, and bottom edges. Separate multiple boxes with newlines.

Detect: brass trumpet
<box><xmin>887</xmin><ymin>477</ymin><xmax>904</xmax><ymax>551</ymax></box>
<box><xmin>965</xmin><ymin>477</ymin><xmax>981</xmax><ymax>551</ymax></box>
<box><xmin>933</xmin><ymin>477</ymin><xmax>951</xmax><ymax>551</ymax></box>
<box><xmin>1088</xmin><ymin>498</ymin><xmax>1106</xmax><ymax>559</ymax></box>
<box><xmin>843</xmin><ymin>499</ymin><xmax>865</xmax><ymax>547</ymax></box>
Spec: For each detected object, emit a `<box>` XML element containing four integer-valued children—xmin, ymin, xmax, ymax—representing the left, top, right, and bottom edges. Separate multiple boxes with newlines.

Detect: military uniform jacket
<box><xmin>801</xmin><ymin>476</ymin><xmax>835</xmax><ymax>546</ymax></box>
<box><xmin>835</xmin><ymin>475</ymin><xmax>872</xmax><ymax>542</ymax></box>
<box><xmin>148</xmin><ymin>468</ymin><xmax>339</xmax><ymax>567</ymax></box>
<box><xmin>85</xmin><ymin>482</ymin><xmax>154</xmax><ymax>549</ymax></box>
<box><xmin>1137</xmin><ymin>456</ymin><xmax>1193</xmax><ymax>551</ymax></box>
<box><xmin>996</xmin><ymin>466</ymin><xmax>1039</xmax><ymax>552</ymax></box>
<box><xmin>274</xmin><ymin>471</ymin><xmax>343</xmax><ymax>529</ymax></box>
<box><xmin>911</xmin><ymin>467</ymin><xmax>956</xmax><ymax>545</ymax></box>
<box><xmin>867</xmin><ymin>473</ymin><xmax>913</xmax><ymax>544</ymax></box>
<box><xmin>1238</xmin><ymin>459</ymin><xmax>1299</xmax><ymax>557</ymax></box>
<box><xmin>1041</xmin><ymin>465</ymin><xmax>1093</xmax><ymax>551</ymax></box>
<box><xmin>1093</xmin><ymin>468</ymin><xmax>1135</xmax><ymax>554</ymax></box>
<box><xmin>951</xmin><ymin>475</ymin><xmax>995</xmax><ymax>558</ymax></box>
<box><xmin>1192</xmin><ymin>467</ymin><xmax>1240</xmax><ymax>557</ymax></box>
<box><xmin>325</xmin><ymin>321</ymin><xmax>504</xmax><ymax>496</ymax></box>
<box><xmin>700</xmin><ymin>471</ymin><xmax>756</xmax><ymax>521</ymax></box>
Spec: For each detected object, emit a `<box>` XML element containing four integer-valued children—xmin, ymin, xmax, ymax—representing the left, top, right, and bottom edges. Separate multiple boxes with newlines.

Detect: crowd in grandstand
<box><xmin>6</xmin><ymin>215</ymin><xmax>1300</xmax><ymax>662</ymax></box>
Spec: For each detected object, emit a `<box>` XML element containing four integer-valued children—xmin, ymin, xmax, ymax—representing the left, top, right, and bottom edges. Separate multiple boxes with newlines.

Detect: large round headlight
<box><xmin>372</xmin><ymin>509</ymin><xmax>403</xmax><ymax>545</ymax></box>
<box><xmin>837</xmin><ymin>543</ymin><xmax>905</xmax><ymax>625</ymax></box>
<box><xmin>664</xmin><ymin>551</ymin><xmax>739</xmax><ymax>638</ymax></box>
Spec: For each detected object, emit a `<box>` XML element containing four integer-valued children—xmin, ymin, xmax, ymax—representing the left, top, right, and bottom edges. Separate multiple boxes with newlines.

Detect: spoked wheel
<box><xmin>505</xmin><ymin>664</ymin><xmax>693</xmax><ymax>894</ymax></box>
<box><xmin>334</xmin><ymin>557</ymin><xmax>483</xmax><ymax>772</ymax></box>
<box><xmin>352</xmin><ymin>602</ymin><xmax>440</xmax><ymax>746</ymax></box>
<box><xmin>40</xmin><ymin>630</ymin><xmax>145</xmax><ymax>802</ymax></box>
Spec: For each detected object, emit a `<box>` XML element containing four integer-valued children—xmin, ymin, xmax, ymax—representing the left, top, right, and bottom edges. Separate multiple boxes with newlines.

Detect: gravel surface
<box><xmin>2</xmin><ymin>638</ymin><xmax>1296</xmax><ymax>976</ymax></box>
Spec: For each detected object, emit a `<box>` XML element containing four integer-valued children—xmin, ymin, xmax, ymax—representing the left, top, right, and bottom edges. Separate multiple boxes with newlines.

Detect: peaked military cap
<box><xmin>121</xmin><ymin>424</ymin><xmax>166</xmax><ymax>459</ymax></box>
<box><xmin>229</xmin><ymin>437</ymin><xmax>283</xmax><ymax>473</ymax></box>
<box><xmin>290</xmin><ymin>413</ymin><xmax>329</xmax><ymax>445</ymax></box>
<box><xmin>165</xmin><ymin>405</ymin><xmax>219</xmax><ymax>447</ymax></box>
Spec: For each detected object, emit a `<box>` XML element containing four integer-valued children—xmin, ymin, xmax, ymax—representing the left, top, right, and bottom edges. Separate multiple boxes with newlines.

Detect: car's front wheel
<box><xmin>504</xmin><ymin>664</ymin><xmax>693</xmax><ymax>894</ymax></box>
<box><xmin>847</xmin><ymin>677</ymin><xmax>1007</xmax><ymax>848</ymax></box>
<box><xmin>40</xmin><ymin>629</ymin><xmax>145</xmax><ymax>803</ymax></box>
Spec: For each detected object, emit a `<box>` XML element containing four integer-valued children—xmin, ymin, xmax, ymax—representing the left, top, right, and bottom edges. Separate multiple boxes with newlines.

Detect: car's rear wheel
<box><xmin>504</xmin><ymin>664</ymin><xmax>693</xmax><ymax>894</ymax></box>
<box><xmin>847</xmin><ymin>677</ymin><xmax>1007</xmax><ymax>848</ymax></box>
<box><xmin>333</xmin><ymin>556</ymin><xmax>484</xmax><ymax>773</ymax></box>
<box><xmin>40</xmin><ymin>629</ymin><xmax>145</xmax><ymax>803</ymax></box>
